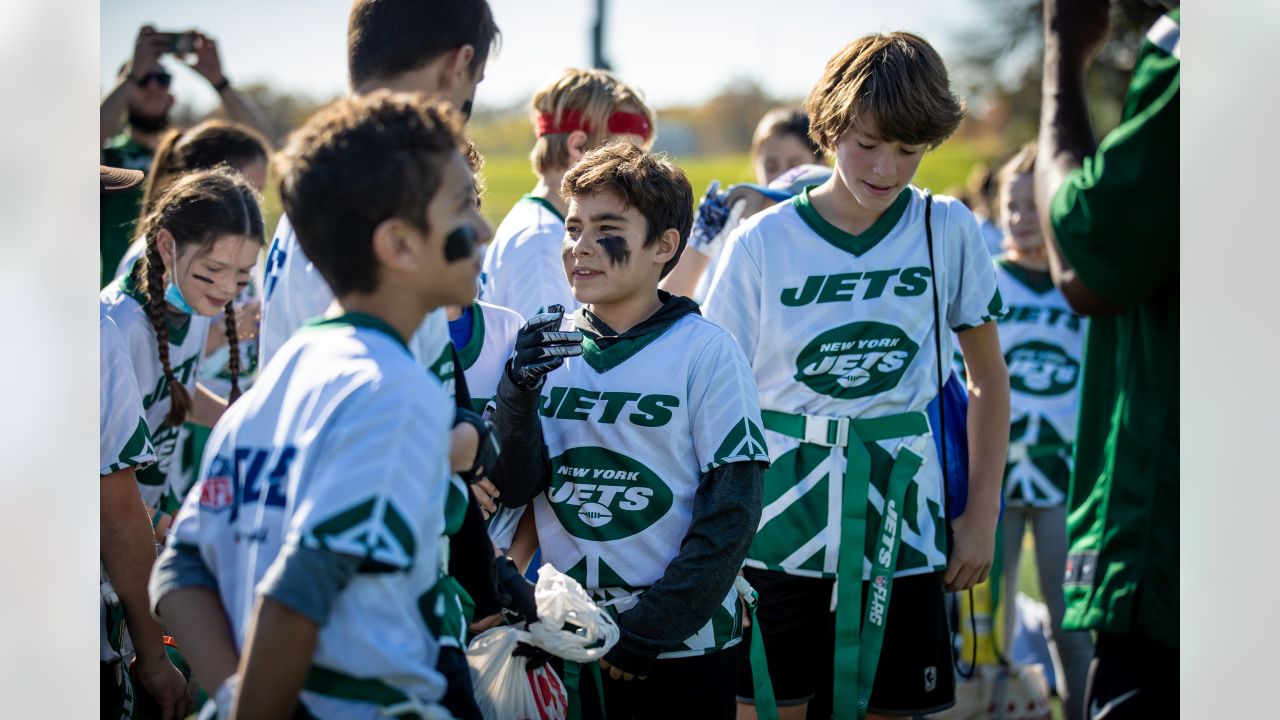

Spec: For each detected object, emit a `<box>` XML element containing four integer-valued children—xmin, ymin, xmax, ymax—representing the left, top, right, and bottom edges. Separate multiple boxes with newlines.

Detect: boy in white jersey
<box><xmin>482</xmin><ymin>68</ymin><xmax>655</xmax><ymax>318</ymax></box>
<box><xmin>485</xmin><ymin>141</ymin><xmax>769</xmax><ymax>720</ymax></box>
<box><xmin>986</xmin><ymin>143</ymin><xmax>1092</xmax><ymax>720</ymax></box>
<box><xmin>258</xmin><ymin>0</ymin><xmax>499</xmax><ymax>464</ymax></box>
<box><xmin>150</xmin><ymin>93</ymin><xmax>490</xmax><ymax>719</ymax></box>
<box><xmin>703</xmin><ymin>33</ymin><xmax>1010</xmax><ymax>720</ymax></box>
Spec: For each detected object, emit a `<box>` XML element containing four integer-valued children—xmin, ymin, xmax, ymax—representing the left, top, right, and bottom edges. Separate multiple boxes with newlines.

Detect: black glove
<box><xmin>512</xmin><ymin>640</ymin><xmax>552</xmax><ymax>670</ymax></box>
<box><xmin>454</xmin><ymin>407</ymin><xmax>499</xmax><ymax>485</ymax></box>
<box><xmin>491</xmin><ymin>555</ymin><xmax>539</xmax><ymax>626</ymax></box>
<box><xmin>507</xmin><ymin>305</ymin><xmax>583</xmax><ymax>390</ymax></box>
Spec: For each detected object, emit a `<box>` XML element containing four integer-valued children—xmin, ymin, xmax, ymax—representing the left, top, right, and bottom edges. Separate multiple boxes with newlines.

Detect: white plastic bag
<box><xmin>467</xmin><ymin>626</ymin><xmax>567</xmax><ymax>720</ymax></box>
<box><xmin>466</xmin><ymin>564</ymin><xmax>617</xmax><ymax>720</ymax></box>
<box><xmin>525</xmin><ymin>564</ymin><xmax>619</xmax><ymax>662</ymax></box>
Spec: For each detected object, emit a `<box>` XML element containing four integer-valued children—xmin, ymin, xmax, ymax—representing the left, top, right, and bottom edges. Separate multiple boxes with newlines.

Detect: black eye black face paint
<box><xmin>597</xmin><ymin>236</ymin><xmax>631</xmax><ymax>266</ymax></box>
<box><xmin>444</xmin><ymin>224</ymin><xmax>476</xmax><ymax>263</ymax></box>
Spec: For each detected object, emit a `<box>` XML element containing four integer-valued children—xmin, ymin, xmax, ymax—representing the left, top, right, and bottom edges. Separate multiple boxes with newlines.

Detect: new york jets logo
<box><xmin>794</xmin><ymin>321</ymin><xmax>919</xmax><ymax>399</ymax></box>
<box><xmin>548</xmin><ymin>446</ymin><xmax>673</xmax><ymax>541</ymax></box>
<box><xmin>1005</xmin><ymin>340</ymin><xmax>1079</xmax><ymax>396</ymax></box>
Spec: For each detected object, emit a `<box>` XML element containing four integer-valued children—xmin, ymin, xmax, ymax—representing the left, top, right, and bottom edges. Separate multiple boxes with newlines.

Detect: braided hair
<box><xmin>133</xmin><ymin>167</ymin><xmax>264</xmax><ymax>426</ymax></box>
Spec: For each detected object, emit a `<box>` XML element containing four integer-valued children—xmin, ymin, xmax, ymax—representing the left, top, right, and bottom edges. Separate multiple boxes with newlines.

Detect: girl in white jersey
<box><xmin>151</xmin><ymin>93</ymin><xmax>493</xmax><ymax>720</ymax></box>
<box><xmin>703</xmin><ymin>33</ymin><xmax>1010</xmax><ymax>720</ymax></box>
<box><xmin>100</xmin><ymin>167</ymin><xmax>264</xmax><ymax>515</ymax></box>
<box><xmin>988</xmin><ymin>143</ymin><xmax>1093</xmax><ymax>720</ymax></box>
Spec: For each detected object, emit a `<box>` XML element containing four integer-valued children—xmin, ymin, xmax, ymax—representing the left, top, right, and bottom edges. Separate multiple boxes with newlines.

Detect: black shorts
<box><xmin>553</xmin><ymin>649</ymin><xmax>737</xmax><ymax>720</ymax></box>
<box><xmin>1084</xmin><ymin>631</ymin><xmax>1178</xmax><ymax>719</ymax></box>
<box><xmin>736</xmin><ymin>567</ymin><xmax>955</xmax><ymax>717</ymax></box>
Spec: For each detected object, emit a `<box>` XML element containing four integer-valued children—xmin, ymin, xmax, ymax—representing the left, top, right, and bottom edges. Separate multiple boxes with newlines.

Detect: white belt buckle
<box><xmin>804</xmin><ymin>415</ymin><xmax>849</xmax><ymax>447</ymax></box>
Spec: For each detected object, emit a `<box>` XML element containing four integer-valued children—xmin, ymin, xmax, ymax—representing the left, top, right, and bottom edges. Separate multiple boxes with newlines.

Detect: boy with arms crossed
<box><xmin>150</xmin><ymin>93</ymin><xmax>488</xmax><ymax>719</ymax></box>
<box><xmin>486</xmin><ymin>141</ymin><xmax>768</xmax><ymax>719</ymax></box>
<box><xmin>482</xmin><ymin>68</ymin><xmax>655</xmax><ymax>318</ymax></box>
<box><xmin>703</xmin><ymin>33</ymin><xmax>1009</xmax><ymax>720</ymax></box>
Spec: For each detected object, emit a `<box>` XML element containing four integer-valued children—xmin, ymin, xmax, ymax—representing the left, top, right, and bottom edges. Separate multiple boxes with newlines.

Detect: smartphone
<box><xmin>156</xmin><ymin>31</ymin><xmax>196</xmax><ymax>55</ymax></box>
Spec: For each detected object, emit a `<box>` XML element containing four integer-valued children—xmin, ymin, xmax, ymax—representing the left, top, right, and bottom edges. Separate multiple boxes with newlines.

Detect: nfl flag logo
<box><xmin>200</xmin><ymin>474</ymin><xmax>234</xmax><ymax>511</ymax></box>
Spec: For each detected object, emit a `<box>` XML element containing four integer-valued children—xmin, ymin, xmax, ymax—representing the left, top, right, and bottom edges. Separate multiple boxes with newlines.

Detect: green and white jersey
<box><xmin>261</xmin><ymin>213</ymin><xmax>455</xmax><ymax>399</ymax></box>
<box><xmin>100</xmin><ymin>310</ymin><xmax>157</xmax><ymax>663</ymax></box>
<box><xmin>168</xmin><ymin>314</ymin><xmax>452</xmax><ymax>707</ymax></box>
<box><xmin>116</xmin><ymin>241</ymin><xmax>264</xmax><ymax>399</ymax></box>
<box><xmin>480</xmin><ymin>195</ymin><xmax>576</xmax><ymax>320</ymax></box>
<box><xmin>457</xmin><ymin>301</ymin><xmax>523</xmax><ymax>412</ymax></box>
<box><xmin>991</xmin><ymin>258</ymin><xmax>1086</xmax><ymax>507</ymax></box>
<box><xmin>100</xmin><ymin>310</ymin><xmax>156</xmax><ymax>476</ymax></box>
<box><xmin>703</xmin><ymin>186</ymin><xmax>1004</xmax><ymax>580</ymax></box>
<box><xmin>101</xmin><ymin>272</ymin><xmax>212</xmax><ymax>508</ymax></box>
<box><xmin>533</xmin><ymin>312</ymin><xmax>770</xmax><ymax>658</ymax></box>
<box><xmin>454</xmin><ymin>301</ymin><xmax>525</xmax><ymax>551</ymax></box>
<box><xmin>410</xmin><ymin>308</ymin><xmax>456</xmax><ymax>401</ymax></box>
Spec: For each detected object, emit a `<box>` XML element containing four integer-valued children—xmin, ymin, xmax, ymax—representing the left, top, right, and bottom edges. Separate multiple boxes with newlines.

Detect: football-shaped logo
<box><xmin>578</xmin><ymin>502</ymin><xmax>613</xmax><ymax>527</ymax></box>
<box><xmin>837</xmin><ymin>367</ymin><xmax>871</xmax><ymax>388</ymax></box>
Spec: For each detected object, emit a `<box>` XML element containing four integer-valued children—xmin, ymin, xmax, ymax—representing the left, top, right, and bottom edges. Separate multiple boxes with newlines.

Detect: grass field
<box><xmin>261</xmin><ymin>138</ymin><xmax>994</xmax><ymax>235</ymax></box>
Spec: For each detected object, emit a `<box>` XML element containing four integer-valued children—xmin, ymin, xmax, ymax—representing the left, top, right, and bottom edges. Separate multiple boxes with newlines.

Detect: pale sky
<box><xmin>101</xmin><ymin>0</ymin><xmax>988</xmax><ymax>114</ymax></box>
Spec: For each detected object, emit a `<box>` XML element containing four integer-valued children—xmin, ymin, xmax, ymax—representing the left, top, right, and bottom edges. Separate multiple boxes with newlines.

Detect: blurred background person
<box><xmin>661</xmin><ymin>107</ymin><xmax>827</xmax><ymax>299</ymax></box>
<box><xmin>100</xmin><ymin>25</ymin><xmax>274</xmax><ymax>288</ymax></box>
<box><xmin>1035</xmin><ymin>0</ymin><xmax>1180</xmax><ymax>717</ymax></box>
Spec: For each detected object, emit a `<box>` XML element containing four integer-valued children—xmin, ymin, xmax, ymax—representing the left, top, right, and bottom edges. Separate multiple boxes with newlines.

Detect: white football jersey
<box><xmin>480</xmin><ymin>195</ymin><xmax>576</xmax><ymax>320</ymax></box>
<box><xmin>101</xmin><ymin>273</ymin><xmax>212</xmax><ymax>507</ymax></box>
<box><xmin>991</xmin><ymin>257</ymin><xmax>1086</xmax><ymax>507</ymax></box>
<box><xmin>100</xmin><ymin>310</ymin><xmax>156</xmax><ymax>476</ymax></box>
<box><xmin>100</xmin><ymin>310</ymin><xmax>157</xmax><ymax>663</ymax></box>
<box><xmin>703</xmin><ymin>186</ymin><xmax>1004</xmax><ymax>579</ymax></box>
<box><xmin>532</xmin><ymin>311</ymin><xmax>770</xmax><ymax>657</ymax></box>
<box><xmin>456</xmin><ymin>301</ymin><xmax>522</xmax><ymax>412</ymax></box>
<box><xmin>456</xmin><ymin>302</ymin><xmax>526</xmax><ymax>551</ymax></box>
<box><xmin>168</xmin><ymin>314</ymin><xmax>452</xmax><ymax>707</ymax></box>
<box><xmin>260</xmin><ymin>213</ymin><xmax>455</xmax><ymax>399</ymax></box>
<box><xmin>116</xmin><ymin>247</ymin><xmax>264</xmax><ymax>400</ymax></box>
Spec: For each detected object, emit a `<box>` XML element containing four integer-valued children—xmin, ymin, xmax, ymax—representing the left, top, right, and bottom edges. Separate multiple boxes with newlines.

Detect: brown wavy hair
<box><xmin>132</xmin><ymin>167</ymin><xmax>265</xmax><ymax>425</ymax></box>
<box><xmin>560</xmin><ymin>140</ymin><xmax>693</xmax><ymax>279</ymax></box>
<box><xmin>807</xmin><ymin>31</ymin><xmax>965</xmax><ymax>152</ymax></box>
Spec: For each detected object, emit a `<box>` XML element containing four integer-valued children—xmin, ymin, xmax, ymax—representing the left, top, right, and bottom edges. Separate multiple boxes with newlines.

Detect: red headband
<box><xmin>535</xmin><ymin>109</ymin><xmax>652</xmax><ymax>142</ymax></box>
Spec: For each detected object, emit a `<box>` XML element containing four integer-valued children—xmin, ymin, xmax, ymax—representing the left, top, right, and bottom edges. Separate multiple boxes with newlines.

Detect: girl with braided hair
<box><xmin>100</xmin><ymin>166</ymin><xmax>264</xmax><ymax>515</ymax></box>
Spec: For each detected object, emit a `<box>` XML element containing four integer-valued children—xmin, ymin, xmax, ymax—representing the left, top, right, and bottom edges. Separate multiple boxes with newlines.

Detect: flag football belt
<box><xmin>1007</xmin><ymin>441</ymin><xmax>1073</xmax><ymax>464</ymax></box>
<box><xmin>564</xmin><ymin>660</ymin><xmax>608</xmax><ymax>720</ymax></box>
<box><xmin>565</xmin><ymin>582</ymin><xmax>781</xmax><ymax>720</ymax></box>
<box><xmin>761</xmin><ymin>409</ymin><xmax>928</xmax><ymax>720</ymax></box>
<box><xmin>303</xmin><ymin>665</ymin><xmax>446</xmax><ymax>719</ymax></box>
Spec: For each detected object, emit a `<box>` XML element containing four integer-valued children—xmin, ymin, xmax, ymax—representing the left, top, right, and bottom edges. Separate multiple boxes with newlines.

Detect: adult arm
<box><xmin>101</xmin><ymin>27</ymin><xmax>170</xmax><ymax>146</ymax></box>
<box><xmin>602</xmin><ymin>461</ymin><xmax>765</xmax><ymax>678</ymax></box>
<box><xmin>101</xmin><ymin>468</ymin><xmax>189</xmax><ymax>720</ymax></box>
<box><xmin>946</xmin><ymin>322</ymin><xmax>1010</xmax><ymax>591</ymax></box>
<box><xmin>188</xmin><ymin>32</ymin><xmax>276</xmax><ymax>146</ymax></box>
<box><xmin>1035</xmin><ymin>0</ymin><xmax>1115</xmax><ymax>316</ymax></box>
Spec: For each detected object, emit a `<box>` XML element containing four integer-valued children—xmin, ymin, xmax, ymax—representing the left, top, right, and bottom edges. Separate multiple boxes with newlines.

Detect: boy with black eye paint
<box><xmin>486</xmin><ymin>140</ymin><xmax>770</xmax><ymax>720</ymax></box>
